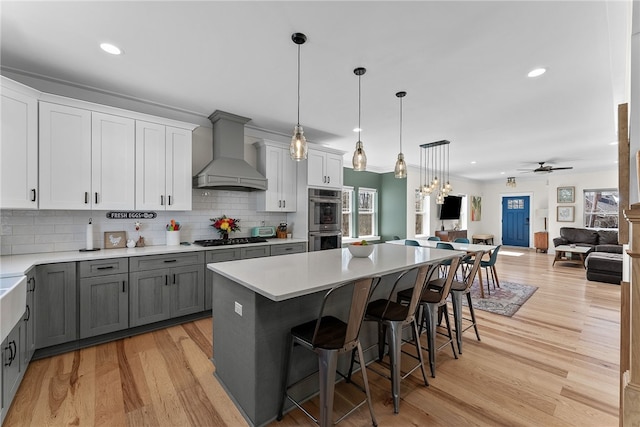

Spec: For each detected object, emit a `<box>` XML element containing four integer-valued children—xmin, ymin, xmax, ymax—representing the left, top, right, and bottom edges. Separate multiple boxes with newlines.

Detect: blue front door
<box><xmin>502</xmin><ymin>196</ymin><xmax>530</xmax><ymax>247</ymax></box>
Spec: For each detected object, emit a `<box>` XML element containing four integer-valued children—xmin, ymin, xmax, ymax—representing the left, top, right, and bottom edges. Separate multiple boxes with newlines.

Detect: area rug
<box><xmin>460</xmin><ymin>279</ymin><xmax>538</xmax><ymax>317</ymax></box>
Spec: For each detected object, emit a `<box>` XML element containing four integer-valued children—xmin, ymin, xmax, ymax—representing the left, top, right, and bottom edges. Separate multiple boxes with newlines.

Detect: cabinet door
<box><xmin>0</xmin><ymin>84</ymin><xmax>38</xmax><ymax>209</ymax></box>
<box><xmin>39</xmin><ymin>102</ymin><xmax>92</xmax><ymax>209</ymax></box>
<box><xmin>263</xmin><ymin>145</ymin><xmax>283</xmax><ymax>210</ymax></box>
<box><xmin>2</xmin><ymin>321</ymin><xmax>23</xmax><ymax>414</ymax></box>
<box><xmin>307</xmin><ymin>150</ymin><xmax>326</xmax><ymax>187</ymax></box>
<box><xmin>135</xmin><ymin>120</ymin><xmax>167</xmax><ymax>210</ymax></box>
<box><xmin>171</xmin><ymin>265</ymin><xmax>204</xmax><ymax>318</ymax></box>
<box><xmin>129</xmin><ymin>269</ymin><xmax>171</xmax><ymax>327</ymax></box>
<box><xmin>24</xmin><ymin>268</ymin><xmax>36</xmax><ymax>363</ymax></box>
<box><xmin>280</xmin><ymin>149</ymin><xmax>297</xmax><ymax>212</ymax></box>
<box><xmin>35</xmin><ymin>263</ymin><xmax>77</xmax><ymax>349</ymax></box>
<box><xmin>79</xmin><ymin>273</ymin><xmax>129</xmax><ymax>338</ymax></box>
<box><xmin>324</xmin><ymin>152</ymin><xmax>343</xmax><ymax>188</ymax></box>
<box><xmin>92</xmin><ymin>112</ymin><xmax>135</xmax><ymax>210</ymax></box>
<box><xmin>165</xmin><ymin>126</ymin><xmax>192</xmax><ymax>211</ymax></box>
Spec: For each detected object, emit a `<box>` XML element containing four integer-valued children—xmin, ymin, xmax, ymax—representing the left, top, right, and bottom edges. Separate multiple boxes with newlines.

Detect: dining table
<box><xmin>386</xmin><ymin>239</ymin><xmax>498</xmax><ymax>298</ymax></box>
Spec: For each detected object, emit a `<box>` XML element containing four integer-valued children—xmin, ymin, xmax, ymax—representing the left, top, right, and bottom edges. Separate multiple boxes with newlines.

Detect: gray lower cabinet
<box><xmin>130</xmin><ymin>252</ymin><xmax>204</xmax><ymax>327</ymax></box>
<box><xmin>24</xmin><ymin>267</ymin><xmax>36</xmax><ymax>363</ymax></box>
<box><xmin>79</xmin><ymin>259</ymin><xmax>129</xmax><ymax>339</ymax></box>
<box><xmin>2</xmin><ymin>319</ymin><xmax>25</xmax><ymax>424</ymax></box>
<box><xmin>35</xmin><ymin>262</ymin><xmax>77</xmax><ymax>349</ymax></box>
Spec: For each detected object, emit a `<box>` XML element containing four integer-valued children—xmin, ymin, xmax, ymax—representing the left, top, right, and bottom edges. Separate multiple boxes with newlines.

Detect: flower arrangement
<box><xmin>210</xmin><ymin>215</ymin><xmax>240</xmax><ymax>238</ymax></box>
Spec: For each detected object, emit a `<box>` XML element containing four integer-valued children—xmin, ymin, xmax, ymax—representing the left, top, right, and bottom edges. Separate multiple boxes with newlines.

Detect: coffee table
<box><xmin>553</xmin><ymin>245</ymin><xmax>591</xmax><ymax>268</ymax></box>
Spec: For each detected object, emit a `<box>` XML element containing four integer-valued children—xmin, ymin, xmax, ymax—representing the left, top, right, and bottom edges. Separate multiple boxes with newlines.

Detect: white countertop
<box><xmin>0</xmin><ymin>238</ymin><xmax>307</xmax><ymax>278</ymax></box>
<box><xmin>208</xmin><ymin>244</ymin><xmax>465</xmax><ymax>301</ymax></box>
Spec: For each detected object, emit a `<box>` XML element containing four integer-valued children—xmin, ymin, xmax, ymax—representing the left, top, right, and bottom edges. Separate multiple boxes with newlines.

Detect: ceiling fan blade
<box><xmin>549</xmin><ymin>166</ymin><xmax>573</xmax><ymax>171</ymax></box>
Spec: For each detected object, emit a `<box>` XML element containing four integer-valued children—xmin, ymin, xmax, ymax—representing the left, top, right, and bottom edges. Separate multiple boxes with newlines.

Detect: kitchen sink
<box><xmin>0</xmin><ymin>275</ymin><xmax>27</xmax><ymax>343</ymax></box>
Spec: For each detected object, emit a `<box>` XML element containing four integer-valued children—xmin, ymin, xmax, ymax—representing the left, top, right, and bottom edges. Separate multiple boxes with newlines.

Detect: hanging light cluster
<box><xmin>506</xmin><ymin>176</ymin><xmax>516</xmax><ymax>187</ymax></box>
<box><xmin>419</xmin><ymin>140</ymin><xmax>453</xmax><ymax>204</ymax></box>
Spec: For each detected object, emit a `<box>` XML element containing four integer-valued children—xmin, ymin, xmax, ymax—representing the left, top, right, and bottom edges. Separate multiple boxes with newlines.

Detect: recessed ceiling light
<box><xmin>500</xmin><ymin>171</ymin><xmax>505</xmax><ymax>175</ymax></box>
<box><xmin>353</xmin><ymin>127</ymin><xmax>362</xmax><ymax>132</ymax></box>
<box><xmin>470</xmin><ymin>161</ymin><xmax>477</xmax><ymax>164</ymax></box>
<box><xmin>100</xmin><ymin>43</ymin><xmax>122</xmax><ymax>55</ymax></box>
<box><xmin>527</xmin><ymin>68</ymin><xmax>546</xmax><ymax>78</ymax></box>
<box><xmin>609</xmin><ymin>141</ymin><xmax>618</xmax><ymax>145</ymax></box>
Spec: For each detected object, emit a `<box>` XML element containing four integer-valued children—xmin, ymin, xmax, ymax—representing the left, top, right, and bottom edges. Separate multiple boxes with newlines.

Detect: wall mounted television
<box><xmin>438</xmin><ymin>195</ymin><xmax>462</xmax><ymax>220</ymax></box>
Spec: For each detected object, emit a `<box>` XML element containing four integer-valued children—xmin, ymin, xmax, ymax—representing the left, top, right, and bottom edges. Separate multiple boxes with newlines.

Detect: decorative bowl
<box><xmin>348</xmin><ymin>244</ymin><xmax>374</xmax><ymax>258</ymax></box>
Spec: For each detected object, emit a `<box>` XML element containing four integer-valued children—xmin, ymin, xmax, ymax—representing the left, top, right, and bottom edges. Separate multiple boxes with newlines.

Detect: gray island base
<box><xmin>209</xmin><ymin>244</ymin><xmax>463</xmax><ymax>426</ymax></box>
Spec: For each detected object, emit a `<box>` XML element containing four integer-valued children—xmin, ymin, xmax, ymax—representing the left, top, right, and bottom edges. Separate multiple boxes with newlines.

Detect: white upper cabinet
<box><xmin>92</xmin><ymin>112</ymin><xmax>135</xmax><ymax>210</ymax></box>
<box><xmin>39</xmin><ymin>102</ymin><xmax>93</xmax><ymax>210</ymax></box>
<box><xmin>307</xmin><ymin>148</ymin><xmax>343</xmax><ymax>189</ymax></box>
<box><xmin>255</xmin><ymin>140</ymin><xmax>296</xmax><ymax>212</ymax></box>
<box><xmin>0</xmin><ymin>78</ymin><xmax>39</xmax><ymax>209</ymax></box>
<box><xmin>136</xmin><ymin>121</ymin><xmax>192</xmax><ymax>211</ymax></box>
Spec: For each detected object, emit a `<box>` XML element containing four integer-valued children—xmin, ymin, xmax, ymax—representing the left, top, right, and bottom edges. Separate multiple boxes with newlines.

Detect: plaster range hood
<box><xmin>193</xmin><ymin>110</ymin><xmax>268</xmax><ymax>191</ymax></box>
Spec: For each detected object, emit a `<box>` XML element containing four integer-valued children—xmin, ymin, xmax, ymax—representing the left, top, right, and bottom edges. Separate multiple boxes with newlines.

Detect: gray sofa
<box><xmin>553</xmin><ymin>227</ymin><xmax>621</xmax><ymax>284</ymax></box>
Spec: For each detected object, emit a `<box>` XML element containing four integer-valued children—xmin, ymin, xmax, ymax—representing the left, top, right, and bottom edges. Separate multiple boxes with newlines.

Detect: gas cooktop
<box><xmin>193</xmin><ymin>237</ymin><xmax>268</xmax><ymax>247</ymax></box>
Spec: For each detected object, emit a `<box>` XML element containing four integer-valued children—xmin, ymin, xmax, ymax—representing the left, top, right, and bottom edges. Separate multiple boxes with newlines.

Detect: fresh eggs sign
<box><xmin>105</xmin><ymin>211</ymin><xmax>157</xmax><ymax>219</ymax></box>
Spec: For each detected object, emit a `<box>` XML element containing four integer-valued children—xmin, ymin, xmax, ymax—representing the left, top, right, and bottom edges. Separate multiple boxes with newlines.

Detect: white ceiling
<box><xmin>0</xmin><ymin>1</ymin><xmax>632</xmax><ymax>181</ymax></box>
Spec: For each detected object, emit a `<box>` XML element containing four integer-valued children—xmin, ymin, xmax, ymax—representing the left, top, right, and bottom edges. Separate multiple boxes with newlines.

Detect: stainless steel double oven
<box><xmin>308</xmin><ymin>188</ymin><xmax>342</xmax><ymax>251</ymax></box>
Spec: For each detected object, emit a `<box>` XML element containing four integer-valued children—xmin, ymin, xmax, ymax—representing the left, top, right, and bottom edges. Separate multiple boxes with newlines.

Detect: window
<box><xmin>342</xmin><ymin>187</ymin><xmax>353</xmax><ymax>237</ymax></box>
<box><xmin>358</xmin><ymin>188</ymin><xmax>377</xmax><ymax>237</ymax></box>
<box><xmin>584</xmin><ymin>189</ymin><xmax>618</xmax><ymax>228</ymax></box>
<box><xmin>415</xmin><ymin>190</ymin><xmax>429</xmax><ymax>235</ymax></box>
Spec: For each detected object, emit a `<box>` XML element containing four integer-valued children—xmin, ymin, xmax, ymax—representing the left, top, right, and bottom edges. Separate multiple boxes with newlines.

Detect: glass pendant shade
<box><xmin>352</xmin><ymin>141</ymin><xmax>367</xmax><ymax>171</ymax></box>
<box><xmin>290</xmin><ymin>125</ymin><xmax>307</xmax><ymax>161</ymax></box>
<box><xmin>394</xmin><ymin>153</ymin><xmax>407</xmax><ymax>178</ymax></box>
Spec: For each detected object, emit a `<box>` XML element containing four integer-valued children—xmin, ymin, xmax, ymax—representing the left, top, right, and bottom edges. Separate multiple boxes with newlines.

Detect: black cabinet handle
<box><xmin>165</xmin><ymin>275</ymin><xmax>168</xmax><ymax>286</ymax></box>
<box><xmin>168</xmin><ymin>195</ymin><xmax>172</xmax><ymax>205</ymax></box>
<box><xmin>285</xmin><ymin>248</ymin><xmax>293</xmax><ymax>251</ymax></box>
<box><xmin>24</xmin><ymin>304</ymin><xmax>30</xmax><ymax>322</ymax></box>
<box><xmin>85</xmin><ymin>192</ymin><xmax>89</xmax><ymax>204</ymax></box>
<box><xmin>122</xmin><ymin>280</ymin><xmax>126</xmax><ymax>293</ymax></box>
<box><xmin>161</xmin><ymin>195</ymin><xmax>164</xmax><ymax>205</ymax></box>
<box><xmin>31</xmin><ymin>188</ymin><xmax>36</xmax><ymax>202</ymax></box>
<box><xmin>173</xmin><ymin>274</ymin><xmax>176</xmax><ymax>284</ymax></box>
<box><xmin>4</xmin><ymin>345</ymin><xmax>11</xmax><ymax>367</ymax></box>
<box><xmin>163</xmin><ymin>259</ymin><xmax>177</xmax><ymax>263</ymax></box>
<box><xmin>95</xmin><ymin>192</ymin><xmax>99</xmax><ymax>204</ymax></box>
<box><xmin>96</xmin><ymin>266</ymin><xmax>114</xmax><ymax>270</ymax></box>
<box><xmin>327</xmin><ymin>176</ymin><xmax>330</xmax><ymax>184</ymax></box>
<box><xmin>283</xmin><ymin>200</ymin><xmax>286</xmax><ymax>208</ymax></box>
<box><xmin>31</xmin><ymin>277</ymin><xmax>36</xmax><ymax>292</ymax></box>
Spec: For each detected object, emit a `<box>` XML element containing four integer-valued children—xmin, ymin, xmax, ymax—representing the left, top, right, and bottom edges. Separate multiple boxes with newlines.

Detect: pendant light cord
<box><xmin>399</xmin><ymin>96</ymin><xmax>403</xmax><ymax>153</ymax></box>
<box><xmin>358</xmin><ymin>73</ymin><xmax>362</xmax><ymax>141</ymax></box>
<box><xmin>297</xmin><ymin>43</ymin><xmax>301</xmax><ymax>126</ymax></box>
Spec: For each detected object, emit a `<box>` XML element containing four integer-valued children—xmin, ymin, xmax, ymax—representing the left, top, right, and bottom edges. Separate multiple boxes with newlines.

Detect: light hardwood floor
<box><xmin>4</xmin><ymin>247</ymin><xmax>620</xmax><ymax>426</ymax></box>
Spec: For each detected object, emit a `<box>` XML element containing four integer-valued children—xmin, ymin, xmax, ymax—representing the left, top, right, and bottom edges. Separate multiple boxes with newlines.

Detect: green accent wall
<box><xmin>343</xmin><ymin>168</ymin><xmax>407</xmax><ymax>242</ymax></box>
<box><xmin>380</xmin><ymin>172</ymin><xmax>407</xmax><ymax>241</ymax></box>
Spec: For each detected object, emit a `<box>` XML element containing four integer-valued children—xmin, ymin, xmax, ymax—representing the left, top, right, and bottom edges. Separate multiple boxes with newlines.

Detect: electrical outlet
<box><xmin>260</xmin><ymin>220</ymin><xmax>266</xmax><ymax>226</ymax></box>
<box><xmin>234</xmin><ymin>301</ymin><xmax>242</xmax><ymax>316</ymax></box>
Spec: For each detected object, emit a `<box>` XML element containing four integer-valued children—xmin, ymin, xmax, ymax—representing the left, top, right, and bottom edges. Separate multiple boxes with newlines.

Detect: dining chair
<box><xmin>427</xmin><ymin>236</ymin><xmax>441</xmax><ymax>241</ymax></box>
<box><xmin>453</xmin><ymin>237</ymin><xmax>470</xmax><ymax>243</ymax></box>
<box><xmin>405</xmin><ymin>239</ymin><xmax>420</xmax><ymax>247</ymax></box>
<box><xmin>435</xmin><ymin>242</ymin><xmax>454</xmax><ymax>276</ymax></box>
<box><xmin>278</xmin><ymin>277</ymin><xmax>379</xmax><ymax>427</ymax></box>
<box><xmin>481</xmin><ymin>245</ymin><xmax>502</xmax><ymax>295</ymax></box>
<box><xmin>349</xmin><ymin>265</ymin><xmax>434</xmax><ymax>413</ymax></box>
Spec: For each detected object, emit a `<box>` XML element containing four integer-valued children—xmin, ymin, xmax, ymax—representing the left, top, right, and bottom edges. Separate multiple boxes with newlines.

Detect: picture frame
<box><xmin>104</xmin><ymin>231</ymin><xmax>126</xmax><ymax>249</ymax></box>
<box><xmin>557</xmin><ymin>186</ymin><xmax>575</xmax><ymax>203</ymax></box>
<box><xmin>557</xmin><ymin>206</ymin><xmax>575</xmax><ymax>222</ymax></box>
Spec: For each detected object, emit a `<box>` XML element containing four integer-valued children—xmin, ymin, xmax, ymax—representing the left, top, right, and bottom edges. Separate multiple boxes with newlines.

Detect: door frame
<box><xmin>500</xmin><ymin>191</ymin><xmax>535</xmax><ymax>247</ymax></box>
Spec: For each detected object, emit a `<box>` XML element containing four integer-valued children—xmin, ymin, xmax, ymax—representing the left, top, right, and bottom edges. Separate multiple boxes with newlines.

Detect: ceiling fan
<box><xmin>519</xmin><ymin>161</ymin><xmax>574</xmax><ymax>173</ymax></box>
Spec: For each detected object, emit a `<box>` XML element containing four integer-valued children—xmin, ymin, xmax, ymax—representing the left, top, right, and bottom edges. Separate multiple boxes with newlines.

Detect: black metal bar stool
<box><xmin>429</xmin><ymin>252</ymin><xmax>483</xmax><ymax>354</ymax></box>
<box><xmin>349</xmin><ymin>265</ymin><xmax>435</xmax><ymax>414</ymax></box>
<box><xmin>277</xmin><ymin>277</ymin><xmax>379</xmax><ymax>427</ymax></box>
<box><xmin>396</xmin><ymin>256</ymin><xmax>462</xmax><ymax>377</ymax></box>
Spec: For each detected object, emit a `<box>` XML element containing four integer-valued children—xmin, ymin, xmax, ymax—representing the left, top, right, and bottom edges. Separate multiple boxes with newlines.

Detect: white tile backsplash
<box><xmin>0</xmin><ymin>189</ymin><xmax>287</xmax><ymax>255</ymax></box>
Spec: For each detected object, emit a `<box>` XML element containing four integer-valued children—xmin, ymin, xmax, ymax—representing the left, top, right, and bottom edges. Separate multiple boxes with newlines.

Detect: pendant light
<box><xmin>420</xmin><ymin>139</ymin><xmax>452</xmax><ymax>204</ymax></box>
<box><xmin>394</xmin><ymin>91</ymin><xmax>407</xmax><ymax>179</ymax></box>
<box><xmin>352</xmin><ymin>67</ymin><xmax>367</xmax><ymax>171</ymax></box>
<box><xmin>290</xmin><ymin>33</ymin><xmax>308</xmax><ymax>161</ymax></box>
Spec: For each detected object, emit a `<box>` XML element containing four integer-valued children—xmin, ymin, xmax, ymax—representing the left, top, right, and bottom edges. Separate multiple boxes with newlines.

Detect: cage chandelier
<box><xmin>419</xmin><ymin>139</ymin><xmax>452</xmax><ymax>204</ymax></box>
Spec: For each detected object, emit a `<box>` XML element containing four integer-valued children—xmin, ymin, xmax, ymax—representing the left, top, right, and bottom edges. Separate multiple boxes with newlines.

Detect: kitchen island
<box><xmin>208</xmin><ymin>243</ymin><xmax>463</xmax><ymax>427</ymax></box>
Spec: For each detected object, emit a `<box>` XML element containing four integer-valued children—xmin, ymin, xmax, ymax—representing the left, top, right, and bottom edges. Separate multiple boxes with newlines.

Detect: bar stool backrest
<box><xmin>462</xmin><ymin>251</ymin><xmax>483</xmax><ymax>292</ymax></box>
<box><xmin>430</xmin><ymin>257</ymin><xmax>462</xmax><ymax>305</ymax></box>
<box><xmin>311</xmin><ymin>277</ymin><xmax>379</xmax><ymax>351</ymax></box>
